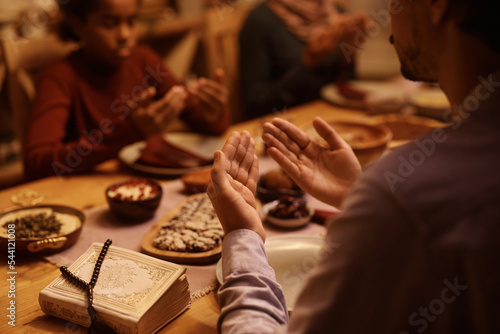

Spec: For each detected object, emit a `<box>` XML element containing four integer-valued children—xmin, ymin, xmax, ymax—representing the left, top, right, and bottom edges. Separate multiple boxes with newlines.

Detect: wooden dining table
<box><xmin>0</xmin><ymin>99</ymin><xmax>445</xmax><ymax>333</ymax></box>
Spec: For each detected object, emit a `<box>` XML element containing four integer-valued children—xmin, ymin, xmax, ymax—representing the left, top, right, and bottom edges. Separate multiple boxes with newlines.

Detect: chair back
<box><xmin>1</xmin><ymin>34</ymin><xmax>78</xmax><ymax>143</ymax></box>
<box><xmin>203</xmin><ymin>3</ymin><xmax>255</xmax><ymax>123</ymax></box>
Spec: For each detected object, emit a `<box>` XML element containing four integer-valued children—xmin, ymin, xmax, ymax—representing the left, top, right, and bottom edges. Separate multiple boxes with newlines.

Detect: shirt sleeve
<box><xmin>218</xmin><ymin>229</ymin><xmax>289</xmax><ymax>334</ymax></box>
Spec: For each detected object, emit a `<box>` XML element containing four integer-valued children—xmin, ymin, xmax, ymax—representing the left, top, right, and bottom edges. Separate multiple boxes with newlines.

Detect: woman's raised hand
<box><xmin>302</xmin><ymin>14</ymin><xmax>370</xmax><ymax>68</ymax></box>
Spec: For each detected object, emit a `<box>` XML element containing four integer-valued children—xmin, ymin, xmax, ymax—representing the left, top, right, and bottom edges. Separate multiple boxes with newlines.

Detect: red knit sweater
<box><xmin>24</xmin><ymin>46</ymin><xmax>230</xmax><ymax>180</ymax></box>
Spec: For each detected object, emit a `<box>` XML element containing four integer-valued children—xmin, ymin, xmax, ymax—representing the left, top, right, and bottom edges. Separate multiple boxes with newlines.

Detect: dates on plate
<box><xmin>268</xmin><ymin>196</ymin><xmax>309</xmax><ymax>219</ymax></box>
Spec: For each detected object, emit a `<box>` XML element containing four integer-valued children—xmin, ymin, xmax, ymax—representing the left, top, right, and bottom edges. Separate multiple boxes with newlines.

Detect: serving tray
<box><xmin>140</xmin><ymin>193</ymin><xmax>222</xmax><ymax>264</ymax></box>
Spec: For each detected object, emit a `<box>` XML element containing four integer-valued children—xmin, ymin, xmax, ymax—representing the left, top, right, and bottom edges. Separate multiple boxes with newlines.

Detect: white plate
<box><xmin>410</xmin><ymin>88</ymin><xmax>450</xmax><ymax>119</ymax></box>
<box><xmin>118</xmin><ymin>133</ymin><xmax>225</xmax><ymax>176</ymax></box>
<box><xmin>261</xmin><ymin>200</ymin><xmax>314</xmax><ymax>229</ymax></box>
<box><xmin>216</xmin><ymin>234</ymin><xmax>324</xmax><ymax>312</ymax></box>
<box><xmin>320</xmin><ymin>80</ymin><xmax>409</xmax><ymax>110</ymax></box>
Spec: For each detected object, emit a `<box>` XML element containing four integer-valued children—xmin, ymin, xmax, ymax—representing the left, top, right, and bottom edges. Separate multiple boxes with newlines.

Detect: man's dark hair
<box><xmin>451</xmin><ymin>0</ymin><xmax>499</xmax><ymax>52</ymax></box>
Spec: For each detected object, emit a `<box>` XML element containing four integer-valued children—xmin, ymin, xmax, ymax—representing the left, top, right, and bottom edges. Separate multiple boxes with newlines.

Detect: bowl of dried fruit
<box><xmin>261</xmin><ymin>196</ymin><xmax>314</xmax><ymax>229</ymax></box>
<box><xmin>106</xmin><ymin>178</ymin><xmax>163</xmax><ymax>222</ymax></box>
<box><xmin>0</xmin><ymin>205</ymin><xmax>85</xmax><ymax>256</ymax></box>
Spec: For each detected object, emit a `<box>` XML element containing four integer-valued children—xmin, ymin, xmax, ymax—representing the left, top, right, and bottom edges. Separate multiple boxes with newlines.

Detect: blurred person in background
<box><xmin>239</xmin><ymin>0</ymin><xmax>368</xmax><ymax>119</ymax></box>
<box><xmin>209</xmin><ymin>0</ymin><xmax>500</xmax><ymax>332</ymax></box>
<box><xmin>24</xmin><ymin>0</ymin><xmax>230</xmax><ymax>180</ymax></box>
<box><xmin>344</xmin><ymin>0</ymin><xmax>402</xmax><ymax>79</ymax></box>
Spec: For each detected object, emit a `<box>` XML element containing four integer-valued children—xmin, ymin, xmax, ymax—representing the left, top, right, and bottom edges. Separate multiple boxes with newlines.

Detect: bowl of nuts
<box><xmin>106</xmin><ymin>178</ymin><xmax>163</xmax><ymax>222</ymax></box>
<box><xmin>261</xmin><ymin>196</ymin><xmax>314</xmax><ymax>229</ymax></box>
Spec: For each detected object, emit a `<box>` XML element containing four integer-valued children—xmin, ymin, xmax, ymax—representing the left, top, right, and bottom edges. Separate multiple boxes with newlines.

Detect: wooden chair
<box><xmin>202</xmin><ymin>3</ymin><xmax>256</xmax><ymax>123</ymax></box>
<box><xmin>138</xmin><ymin>15</ymin><xmax>205</xmax><ymax>81</ymax></box>
<box><xmin>0</xmin><ymin>34</ymin><xmax>77</xmax><ymax>188</ymax></box>
<box><xmin>0</xmin><ymin>46</ymin><xmax>23</xmax><ymax>189</ymax></box>
<box><xmin>161</xmin><ymin>29</ymin><xmax>201</xmax><ymax>81</ymax></box>
<box><xmin>1</xmin><ymin>33</ymin><xmax>78</xmax><ymax>143</ymax></box>
<box><xmin>0</xmin><ymin>47</ymin><xmax>5</xmax><ymax>94</ymax></box>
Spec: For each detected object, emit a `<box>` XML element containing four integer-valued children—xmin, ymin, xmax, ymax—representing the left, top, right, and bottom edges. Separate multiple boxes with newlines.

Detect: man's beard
<box><xmin>400</xmin><ymin>66</ymin><xmax>434</xmax><ymax>83</ymax></box>
<box><xmin>390</xmin><ymin>34</ymin><xmax>438</xmax><ymax>83</ymax></box>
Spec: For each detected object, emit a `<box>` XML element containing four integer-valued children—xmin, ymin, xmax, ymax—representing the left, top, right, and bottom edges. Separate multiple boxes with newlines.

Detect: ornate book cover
<box><xmin>39</xmin><ymin>242</ymin><xmax>191</xmax><ymax>333</ymax></box>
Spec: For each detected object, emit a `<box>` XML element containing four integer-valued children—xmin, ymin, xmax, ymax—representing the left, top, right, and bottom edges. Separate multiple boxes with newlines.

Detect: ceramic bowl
<box><xmin>105</xmin><ymin>178</ymin><xmax>162</xmax><ymax>222</ymax></box>
<box><xmin>261</xmin><ymin>198</ymin><xmax>314</xmax><ymax>229</ymax></box>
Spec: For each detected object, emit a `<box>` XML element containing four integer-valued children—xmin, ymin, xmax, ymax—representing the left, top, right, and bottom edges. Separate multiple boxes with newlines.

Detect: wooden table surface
<box><xmin>0</xmin><ymin>100</ymin><xmax>444</xmax><ymax>333</ymax></box>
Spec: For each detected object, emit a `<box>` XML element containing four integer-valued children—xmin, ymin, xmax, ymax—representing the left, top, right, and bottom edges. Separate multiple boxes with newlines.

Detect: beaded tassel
<box><xmin>60</xmin><ymin>239</ymin><xmax>117</xmax><ymax>334</ymax></box>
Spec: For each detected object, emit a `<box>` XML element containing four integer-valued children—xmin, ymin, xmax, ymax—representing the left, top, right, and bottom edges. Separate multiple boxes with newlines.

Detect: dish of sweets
<box><xmin>118</xmin><ymin>132</ymin><xmax>225</xmax><ymax>175</ymax></box>
<box><xmin>141</xmin><ymin>193</ymin><xmax>223</xmax><ymax>264</ymax></box>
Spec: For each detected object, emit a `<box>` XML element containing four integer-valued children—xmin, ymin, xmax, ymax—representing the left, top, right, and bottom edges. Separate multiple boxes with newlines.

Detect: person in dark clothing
<box><xmin>239</xmin><ymin>0</ymin><xmax>367</xmax><ymax>119</ymax></box>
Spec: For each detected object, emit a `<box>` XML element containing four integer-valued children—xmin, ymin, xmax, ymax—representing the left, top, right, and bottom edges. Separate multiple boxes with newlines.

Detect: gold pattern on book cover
<box><xmin>54</xmin><ymin>247</ymin><xmax>180</xmax><ymax>312</ymax></box>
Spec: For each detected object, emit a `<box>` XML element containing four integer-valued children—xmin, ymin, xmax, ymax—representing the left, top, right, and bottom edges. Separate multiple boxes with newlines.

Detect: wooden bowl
<box><xmin>181</xmin><ymin>169</ymin><xmax>212</xmax><ymax>194</ymax></box>
<box><xmin>303</xmin><ymin>120</ymin><xmax>393</xmax><ymax>168</ymax></box>
<box><xmin>370</xmin><ymin>114</ymin><xmax>448</xmax><ymax>142</ymax></box>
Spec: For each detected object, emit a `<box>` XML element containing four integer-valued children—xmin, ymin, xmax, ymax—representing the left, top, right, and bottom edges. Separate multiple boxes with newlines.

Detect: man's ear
<box><xmin>428</xmin><ymin>0</ymin><xmax>450</xmax><ymax>25</ymax></box>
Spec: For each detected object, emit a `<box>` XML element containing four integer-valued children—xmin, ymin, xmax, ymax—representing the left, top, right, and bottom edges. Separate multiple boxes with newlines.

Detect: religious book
<box><xmin>39</xmin><ymin>242</ymin><xmax>191</xmax><ymax>333</ymax></box>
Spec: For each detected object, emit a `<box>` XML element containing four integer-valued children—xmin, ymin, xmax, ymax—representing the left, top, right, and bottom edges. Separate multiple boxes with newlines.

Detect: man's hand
<box><xmin>207</xmin><ymin>131</ymin><xmax>265</xmax><ymax>241</ymax></box>
<box><xmin>262</xmin><ymin>117</ymin><xmax>362</xmax><ymax>208</ymax></box>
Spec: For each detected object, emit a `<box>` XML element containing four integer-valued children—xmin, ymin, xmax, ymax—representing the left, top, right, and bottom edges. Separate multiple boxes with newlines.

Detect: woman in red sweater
<box><xmin>24</xmin><ymin>0</ymin><xmax>231</xmax><ymax>180</ymax></box>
